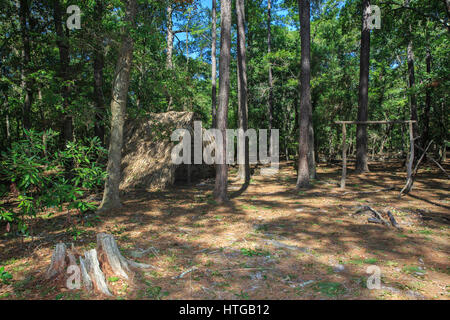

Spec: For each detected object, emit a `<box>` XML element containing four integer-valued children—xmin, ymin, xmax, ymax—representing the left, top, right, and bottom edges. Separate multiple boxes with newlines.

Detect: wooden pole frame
<box><xmin>340</xmin><ymin>123</ymin><xmax>347</xmax><ymax>189</ymax></box>
<box><xmin>335</xmin><ymin>120</ymin><xmax>417</xmax><ymax>189</ymax></box>
<box><xmin>335</xmin><ymin>120</ymin><xmax>417</xmax><ymax>124</ymax></box>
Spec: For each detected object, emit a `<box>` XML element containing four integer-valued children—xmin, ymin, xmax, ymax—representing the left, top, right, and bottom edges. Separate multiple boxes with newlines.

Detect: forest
<box><xmin>0</xmin><ymin>0</ymin><xmax>448</xmax><ymax>301</ymax></box>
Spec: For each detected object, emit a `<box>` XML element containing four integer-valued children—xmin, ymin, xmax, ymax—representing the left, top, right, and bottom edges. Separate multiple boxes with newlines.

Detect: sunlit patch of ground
<box><xmin>0</xmin><ymin>160</ymin><xmax>449</xmax><ymax>300</ymax></box>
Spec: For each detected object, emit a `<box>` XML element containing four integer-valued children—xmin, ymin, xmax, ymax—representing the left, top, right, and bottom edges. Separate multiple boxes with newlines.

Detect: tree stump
<box><xmin>44</xmin><ymin>233</ymin><xmax>154</xmax><ymax>296</ymax></box>
<box><xmin>83</xmin><ymin>249</ymin><xmax>112</xmax><ymax>296</ymax></box>
<box><xmin>79</xmin><ymin>256</ymin><xmax>93</xmax><ymax>291</ymax></box>
<box><xmin>97</xmin><ymin>233</ymin><xmax>131</xmax><ymax>280</ymax></box>
<box><xmin>45</xmin><ymin>243</ymin><xmax>67</xmax><ymax>280</ymax></box>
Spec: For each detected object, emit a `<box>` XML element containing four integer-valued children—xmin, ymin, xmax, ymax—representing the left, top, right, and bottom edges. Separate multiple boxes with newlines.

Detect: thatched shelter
<box><xmin>120</xmin><ymin>111</ymin><xmax>214</xmax><ymax>191</ymax></box>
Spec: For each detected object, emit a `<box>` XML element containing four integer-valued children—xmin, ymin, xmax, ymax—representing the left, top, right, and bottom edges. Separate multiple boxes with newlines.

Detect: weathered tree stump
<box><xmin>45</xmin><ymin>243</ymin><xmax>67</xmax><ymax>280</ymax></box>
<box><xmin>45</xmin><ymin>233</ymin><xmax>154</xmax><ymax>296</ymax></box>
<box><xmin>79</xmin><ymin>256</ymin><xmax>93</xmax><ymax>291</ymax></box>
<box><xmin>97</xmin><ymin>233</ymin><xmax>131</xmax><ymax>280</ymax></box>
<box><xmin>83</xmin><ymin>249</ymin><xmax>112</xmax><ymax>296</ymax></box>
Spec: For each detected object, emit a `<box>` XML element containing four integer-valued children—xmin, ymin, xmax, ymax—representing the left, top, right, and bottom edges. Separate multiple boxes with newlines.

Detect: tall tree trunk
<box><xmin>4</xmin><ymin>94</ymin><xmax>10</xmax><ymax>147</ymax></box>
<box><xmin>19</xmin><ymin>0</ymin><xmax>33</xmax><ymax>130</ymax></box>
<box><xmin>423</xmin><ymin>48</ymin><xmax>432</xmax><ymax>151</ymax></box>
<box><xmin>296</xmin><ymin>0</ymin><xmax>311</xmax><ymax>188</ymax></box>
<box><xmin>93</xmin><ymin>0</ymin><xmax>105</xmax><ymax>144</ymax></box>
<box><xmin>166</xmin><ymin>5</ymin><xmax>174</xmax><ymax>70</ymax></box>
<box><xmin>53</xmin><ymin>0</ymin><xmax>73</xmax><ymax>143</ymax></box>
<box><xmin>166</xmin><ymin>4</ymin><xmax>174</xmax><ymax>110</ymax></box>
<box><xmin>282</xmin><ymin>86</ymin><xmax>291</xmax><ymax>160</ymax></box>
<box><xmin>185</xmin><ymin>10</ymin><xmax>190</xmax><ymax>71</ymax></box>
<box><xmin>214</xmin><ymin>0</ymin><xmax>231</xmax><ymax>203</ymax></box>
<box><xmin>405</xmin><ymin>0</ymin><xmax>419</xmax><ymax>158</ymax></box>
<box><xmin>440</xmin><ymin>102</ymin><xmax>447</xmax><ymax>161</ymax></box>
<box><xmin>444</xmin><ymin>0</ymin><xmax>450</xmax><ymax>20</ymax></box>
<box><xmin>211</xmin><ymin>0</ymin><xmax>217</xmax><ymax>128</ymax></box>
<box><xmin>407</xmin><ymin>41</ymin><xmax>418</xmax><ymax>143</ymax></box>
<box><xmin>293</xmin><ymin>91</ymin><xmax>299</xmax><ymax>170</ymax></box>
<box><xmin>355</xmin><ymin>0</ymin><xmax>370</xmax><ymax>173</ymax></box>
<box><xmin>308</xmin><ymin>94</ymin><xmax>316</xmax><ymax>178</ymax></box>
<box><xmin>236</xmin><ymin>0</ymin><xmax>250</xmax><ymax>183</ymax></box>
<box><xmin>99</xmin><ymin>0</ymin><xmax>137</xmax><ymax>211</ymax></box>
<box><xmin>267</xmin><ymin>0</ymin><xmax>274</xmax><ymax>151</ymax></box>
<box><xmin>246</xmin><ymin>1</ymin><xmax>253</xmax><ymax>127</ymax></box>
<box><xmin>184</xmin><ymin>9</ymin><xmax>191</xmax><ymax>111</ymax></box>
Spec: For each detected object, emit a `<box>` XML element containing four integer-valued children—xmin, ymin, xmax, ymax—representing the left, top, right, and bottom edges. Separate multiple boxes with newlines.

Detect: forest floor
<box><xmin>0</xmin><ymin>160</ymin><xmax>449</xmax><ymax>300</ymax></box>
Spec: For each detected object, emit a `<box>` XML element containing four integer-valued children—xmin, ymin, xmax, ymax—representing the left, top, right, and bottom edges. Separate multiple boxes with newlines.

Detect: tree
<box><xmin>405</xmin><ymin>0</ymin><xmax>419</xmax><ymax>150</ymax></box>
<box><xmin>214</xmin><ymin>0</ymin><xmax>232</xmax><ymax>203</ymax></box>
<box><xmin>99</xmin><ymin>0</ymin><xmax>137</xmax><ymax>211</ymax></box>
<box><xmin>296</xmin><ymin>0</ymin><xmax>312</xmax><ymax>188</ymax></box>
<box><xmin>307</xmin><ymin>86</ymin><xmax>316</xmax><ymax>179</ymax></box>
<box><xmin>211</xmin><ymin>0</ymin><xmax>217</xmax><ymax>128</ymax></box>
<box><xmin>406</xmin><ymin>37</ymin><xmax>418</xmax><ymax>142</ymax></box>
<box><xmin>267</xmin><ymin>0</ymin><xmax>274</xmax><ymax>148</ymax></box>
<box><xmin>53</xmin><ymin>0</ymin><xmax>73</xmax><ymax>144</ymax></box>
<box><xmin>0</xmin><ymin>0</ymin><xmax>448</xmax><ymax>209</ymax></box>
<box><xmin>445</xmin><ymin>0</ymin><xmax>450</xmax><ymax>20</ymax></box>
<box><xmin>165</xmin><ymin>3</ymin><xmax>175</xmax><ymax>110</ymax></box>
<box><xmin>236</xmin><ymin>0</ymin><xmax>250</xmax><ymax>183</ymax></box>
<box><xmin>18</xmin><ymin>0</ymin><xmax>33</xmax><ymax>130</ymax></box>
<box><xmin>306</xmin><ymin>1</ymin><xmax>316</xmax><ymax>179</ymax></box>
<box><xmin>93</xmin><ymin>0</ymin><xmax>106</xmax><ymax>145</ymax></box>
<box><xmin>423</xmin><ymin>46</ymin><xmax>432</xmax><ymax>151</ymax></box>
<box><xmin>166</xmin><ymin>4</ymin><xmax>174</xmax><ymax>70</ymax></box>
<box><xmin>355</xmin><ymin>0</ymin><xmax>370</xmax><ymax>173</ymax></box>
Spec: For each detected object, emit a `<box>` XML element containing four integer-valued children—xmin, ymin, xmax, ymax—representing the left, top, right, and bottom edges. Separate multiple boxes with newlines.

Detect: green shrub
<box><xmin>0</xmin><ymin>267</ymin><xmax>13</xmax><ymax>284</ymax></box>
<box><xmin>0</xmin><ymin>130</ymin><xmax>106</xmax><ymax>236</ymax></box>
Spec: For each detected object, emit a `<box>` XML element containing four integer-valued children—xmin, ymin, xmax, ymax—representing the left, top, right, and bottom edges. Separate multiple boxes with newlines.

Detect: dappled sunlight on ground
<box><xmin>0</xmin><ymin>160</ymin><xmax>449</xmax><ymax>300</ymax></box>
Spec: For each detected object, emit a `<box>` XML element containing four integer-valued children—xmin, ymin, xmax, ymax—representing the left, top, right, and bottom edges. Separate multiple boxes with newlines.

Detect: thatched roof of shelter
<box><xmin>120</xmin><ymin>112</ymin><xmax>212</xmax><ymax>191</ymax></box>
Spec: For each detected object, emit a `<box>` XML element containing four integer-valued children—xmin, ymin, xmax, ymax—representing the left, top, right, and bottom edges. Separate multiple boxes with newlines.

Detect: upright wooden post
<box><xmin>187</xmin><ymin>163</ymin><xmax>191</xmax><ymax>185</ymax></box>
<box><xmin>406</xmin><ymin>121</ymin><xmax>414</xmax><ymax>188</ymax></box>
<box><xmin>334</xmin><ymin>119</ymin><xmax>418</xmax><ymax>191</ymax></box>
<box><xmin>340</xmin><ymin>123</ymin><xmax>347</xmax><ymax>189</ymax></box>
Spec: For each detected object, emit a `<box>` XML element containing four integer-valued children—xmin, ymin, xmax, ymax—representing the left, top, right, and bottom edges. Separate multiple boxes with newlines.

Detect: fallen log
<box><xmin>354</xmin><ymin>206</ymin><xmax>391</xmax><ymax>227</ymax></box>
<box><xmin>386</xmin><ymin>210</ymin><xmax>401</xmax><ymax>229</ymax></box>
<box><xmin>355</xmin><ymin>206</ymin><xmax>390</xmax><ymax>226</ymax></box>
<box><xmin>355</xmin><ymin>206</ymin><xmax>403</xmax><ymax>229</ymax></box>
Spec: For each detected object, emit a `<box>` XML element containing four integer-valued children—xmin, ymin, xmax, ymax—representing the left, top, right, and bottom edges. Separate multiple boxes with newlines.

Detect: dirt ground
<box><xmin>0</xmin><ymin>160</ymin><xmax>449</xmax><ymax>300</ymax></box>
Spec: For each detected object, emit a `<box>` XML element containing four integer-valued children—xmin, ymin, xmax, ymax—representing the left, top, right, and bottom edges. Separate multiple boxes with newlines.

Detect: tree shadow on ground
<box><xmin>1</xmin><ymin>160</ymin><xmax>448</xmax><ymax>300</ymax></box>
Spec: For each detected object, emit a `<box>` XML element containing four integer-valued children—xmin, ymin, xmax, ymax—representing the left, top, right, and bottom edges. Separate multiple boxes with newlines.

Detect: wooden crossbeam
<box><xmin>334</xmin><ymin>120</ymin><xmax>416</xmax><ymax>124</ymax></box>
<box><xmin>340</xmin><ymin>123</ymin><xmax>347</xmax><ymax>189</ymax></box>
<box><xmin>335</xmin><ymin>119</ymin><xmax>417</xmax><ymax>189</ymax></box>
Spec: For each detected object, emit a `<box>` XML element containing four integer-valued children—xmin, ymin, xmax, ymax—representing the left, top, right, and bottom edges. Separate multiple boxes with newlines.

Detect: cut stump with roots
<box><xmin>45</xmin><ymin>233</ymin><xmax>154</xmax><ymax>296</ymax></box>
<box><xmin>354</xmin><ymin>206</ymin><xmax>402</xmax><ymax>229</ymax></box>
